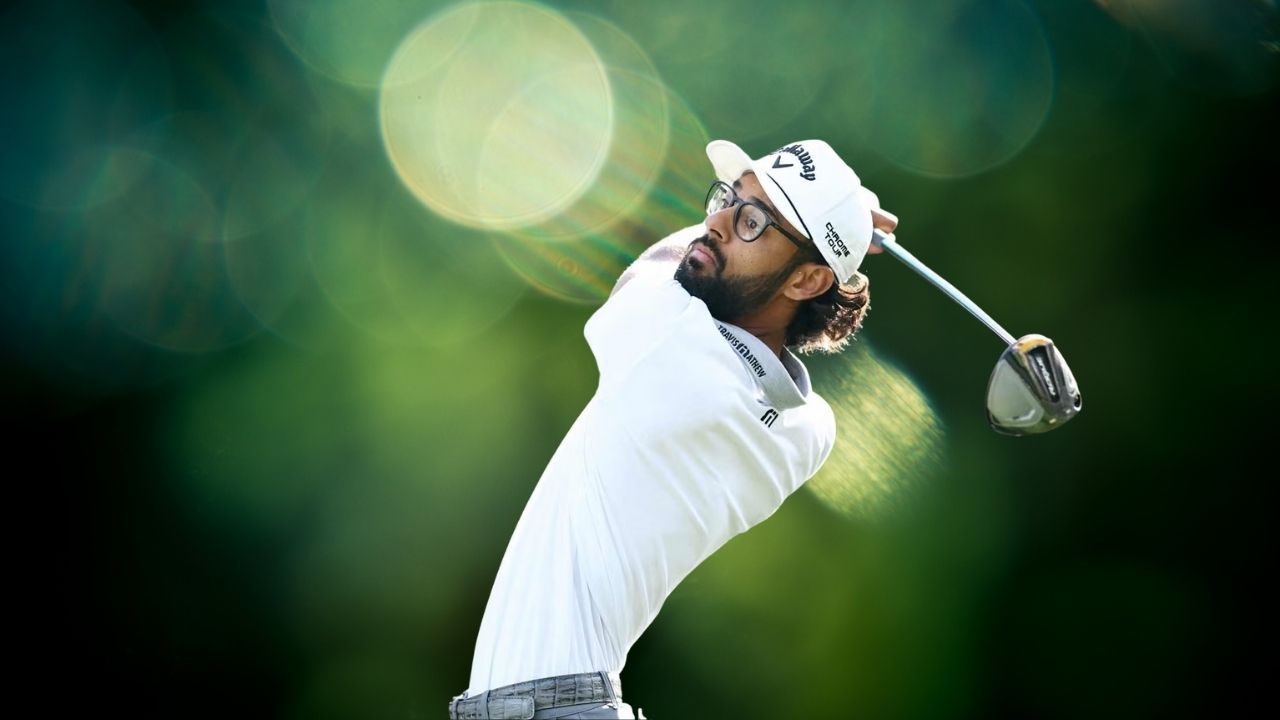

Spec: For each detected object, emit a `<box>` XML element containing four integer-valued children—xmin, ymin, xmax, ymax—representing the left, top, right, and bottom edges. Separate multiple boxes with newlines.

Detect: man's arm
<box><xmin>609</xmin><ymin>224</ymin><xmax>701</xmax><ymax>297</ymax></box>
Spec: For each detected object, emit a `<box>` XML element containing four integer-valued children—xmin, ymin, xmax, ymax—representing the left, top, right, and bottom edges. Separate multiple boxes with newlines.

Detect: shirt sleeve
<box><xmin>609</xmin><ymin>223</ymin><xmax>701</xmax><ymax>295</ymax></box>
<box><xmin>809</xmin><ymin>395</ymin><xmax>838</xmax><ymax>480</ymax></box>
<box><xmin>584</xmin><ymin>270</ymin><xmax>697</xmax><ymax>383</ymax></box>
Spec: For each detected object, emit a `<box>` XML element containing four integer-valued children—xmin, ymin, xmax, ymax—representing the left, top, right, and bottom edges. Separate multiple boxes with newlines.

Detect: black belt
<box><xmin>449</xmin><ymin>671</ymin><xmax>622</xmax><ymax>719</ymax></box>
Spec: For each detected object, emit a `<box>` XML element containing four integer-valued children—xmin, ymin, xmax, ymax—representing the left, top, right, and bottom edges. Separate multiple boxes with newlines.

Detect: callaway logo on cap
<box><xmin>705</xmin><ymin>139</ymin><xmax>876</xmax><ymax>284</ymax></box>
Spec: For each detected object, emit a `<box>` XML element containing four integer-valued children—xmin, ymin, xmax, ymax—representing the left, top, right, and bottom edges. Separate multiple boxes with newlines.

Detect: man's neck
<box><xmin>743</xmin><ymin>326</ymin><xmax>787</xmax><ymax>359</ymax></box>
<box><xmin>727</xmin><ymin>302</ymin><xmax>794</xmax><ymax>359</ymax></box>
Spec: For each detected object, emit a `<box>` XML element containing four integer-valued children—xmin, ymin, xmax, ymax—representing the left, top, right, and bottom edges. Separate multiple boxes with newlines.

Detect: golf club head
<box><xmin>986</xmin><ymin>334</ymin><xmax>1082</xmax><ymax>436</ymax></box>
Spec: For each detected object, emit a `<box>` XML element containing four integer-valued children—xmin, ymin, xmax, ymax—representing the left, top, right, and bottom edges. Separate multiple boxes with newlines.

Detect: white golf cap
<box><xmin>705</xmin><ymin>139</ymin><xmax>876</xmax><ymax>284</ymax></box>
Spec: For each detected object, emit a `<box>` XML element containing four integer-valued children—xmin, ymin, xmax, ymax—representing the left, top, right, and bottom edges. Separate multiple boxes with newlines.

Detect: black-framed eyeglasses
<box><xmin>704</xmin><ymin>180</ymin><xmax>808</xmax><ymax>249</ymax></box>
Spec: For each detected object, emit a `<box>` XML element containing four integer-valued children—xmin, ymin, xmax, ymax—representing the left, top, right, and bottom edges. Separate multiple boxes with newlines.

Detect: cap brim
<box><xmin>705</xmin><ymin>140</ymin><xmax>754</xmax><ymax>185</ymax></box>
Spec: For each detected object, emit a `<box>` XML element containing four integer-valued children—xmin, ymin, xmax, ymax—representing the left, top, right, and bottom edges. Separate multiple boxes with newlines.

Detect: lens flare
<box><xmin>804</xmin><ymin>343</ymin><xmax>946</xmax><ymax>520</ymax></box>
<box><xmin>223</xmin><ymin>213</ymin><xmax>335</xmax><ymax>351</ymax></box>
<box><xmin>222</xmin><ymin>125</ymin><xmax>328</xmax><ymax>242</ymax></box>
<box><xmin>380</xmin><ymin>1</ymin><xmax>613</xmax><ymax>230</ymax></box>
<box><xmin>84</xmin><ymin>150</ymin><xmax>264</xmax><ymax>353</ymax></box>
<box><xmin>378</xmin><ymin>199</ymin><xmax>527</xmax><ymax>348</ymax></box>
<box><xmin>0</xmin><ymin>0</ymin><xmax>172</xmax><ymax>211</ymax></box>
<box><xmin>149</xmin><ymin>10</ymin><xmax>333</xmax><ymax>242</ymax></box>
<box><xmin>820</xmin><ymin>0</ymin><xmax>1054</xmax><ymax>178</ymax></box>
<box><xmin>611</xmin><ymin>0</ymin><xmax>832</xmax><ymax>140</ymax></box>
<box><xmin>9</xmin><ymin>146</ymin><xmax>263</xmax><ymax>380</ymax></box>
<box><xmin>1094</xmin><ymin>0</ymin><xmax>1280</xmax><ymax>95</ymax></box>
<box><xmin>492</xmin><ymin>229</ymin><xmax>633</xmax><ymax>304</ymax></box>
<box><xmin>307</xmin><ymin>150</ymin><xmax>524</xmax><ymax>346</ymax></box>
<box><xmin>306</xmin><ymin>166</ymin><xmax>406</xmax><ymax>343</ymax></box>
<box><xmin>1022</xmin><ymin>1</ymin><xmax>1139</xmax><ymax>159</ymax></box>
<box><xmin>493</xmin><ymin>92</ymin><xmax>711</xmax><ymax>304</ymax></box>
<box><xmin>5</xmin><ymin>188</ymin><xmax>198</xmax><ymax>392</ymax></box>
<box><xmin>635</xmin><ymin>94</ymin><xmax>716</xmax><ymax>240</ymax></box>
<box><xmin>506</xmin><ymin>13</ymin><xmax>672</xmax><ymax>242</ymax></box>
<box><xmin>269</xmin><ymin>0</ymin><xmax>450</xmax><ymax>88</ymax></box>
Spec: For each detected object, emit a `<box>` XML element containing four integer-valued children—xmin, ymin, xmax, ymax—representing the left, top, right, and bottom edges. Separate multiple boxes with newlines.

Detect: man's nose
<box><xmin>705</xmin><ymin>206</ymin><xmax>735</xmax><ymax>244</ymax></box>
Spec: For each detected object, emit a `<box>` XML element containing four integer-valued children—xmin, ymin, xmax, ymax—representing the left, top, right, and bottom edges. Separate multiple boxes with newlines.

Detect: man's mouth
<box><xmin>688</xmin><ymin>241</ymin><xmax>719</xmax><ymax>271</ymax></box>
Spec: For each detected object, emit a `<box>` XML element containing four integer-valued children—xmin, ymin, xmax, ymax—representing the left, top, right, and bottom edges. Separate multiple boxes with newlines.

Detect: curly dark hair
<box><xmin>783</xmin><ymin>243</ymin><xmax>870</xmax><ymax>354</ymax></box>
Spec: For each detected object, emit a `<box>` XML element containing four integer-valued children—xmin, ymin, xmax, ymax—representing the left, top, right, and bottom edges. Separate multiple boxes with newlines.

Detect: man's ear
<box><xmin>782</xmin><ymin>263</ymin><xmax>834</xmax><ymax>302</ymax></box>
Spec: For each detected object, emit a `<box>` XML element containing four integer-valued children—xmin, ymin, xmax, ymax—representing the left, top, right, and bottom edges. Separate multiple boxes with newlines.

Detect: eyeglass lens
<box><xmin>706</xmin><ymin>182</ymin><xmax>768</xmax><ymax>242</ymax></box>
<box><xmin>705</xmin><ymin>182</ymin><xmax>732</xmax><ymax>215</ymax></box>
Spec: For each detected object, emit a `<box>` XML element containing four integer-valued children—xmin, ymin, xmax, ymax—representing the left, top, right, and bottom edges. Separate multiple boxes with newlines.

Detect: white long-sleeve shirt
<box><xmin>466</xmin><ymin>251</ymin><xmax>836</xmax><ymax>695</ymax></box>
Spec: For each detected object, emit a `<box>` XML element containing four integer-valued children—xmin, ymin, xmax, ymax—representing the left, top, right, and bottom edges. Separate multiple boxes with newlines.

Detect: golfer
<box><xmin>449</xmin><ymin>139</ymin><xmax>897</xmax><ymax>719</ymax></box>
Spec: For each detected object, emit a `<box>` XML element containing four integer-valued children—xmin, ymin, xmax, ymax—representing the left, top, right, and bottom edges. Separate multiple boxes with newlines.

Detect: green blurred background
<box><xmin>3</xmin><ymin>0</ymin><xmax>1275</xmax><ymax>717</ymax></box>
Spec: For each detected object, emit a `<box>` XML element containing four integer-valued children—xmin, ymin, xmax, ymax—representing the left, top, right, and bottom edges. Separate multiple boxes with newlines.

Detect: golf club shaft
<box><xmin>873</xmin><ymin>229</ymin><xmax>1016</xmax><ymax>346</ymax></box>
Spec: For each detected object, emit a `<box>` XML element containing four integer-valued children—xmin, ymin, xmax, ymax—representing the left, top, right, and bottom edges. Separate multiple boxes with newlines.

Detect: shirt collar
<box><xmin>714</xmin><ymin>320</ymin><xmax>810</xmax><ymax>410</ymax></box>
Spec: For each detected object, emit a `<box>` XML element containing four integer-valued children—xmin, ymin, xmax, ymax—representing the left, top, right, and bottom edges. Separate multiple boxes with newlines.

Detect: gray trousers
<box><xmin>448</xmin><ymin>671</ymin><xmax>647</xmax><ymax>719</ymax></box>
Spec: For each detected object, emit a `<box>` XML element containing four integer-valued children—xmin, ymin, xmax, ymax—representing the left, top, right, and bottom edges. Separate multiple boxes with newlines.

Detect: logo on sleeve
<box><xmin>760</xmin><ymin>409</ymin><xmax>778</xmax><ymax>427</ymax></box>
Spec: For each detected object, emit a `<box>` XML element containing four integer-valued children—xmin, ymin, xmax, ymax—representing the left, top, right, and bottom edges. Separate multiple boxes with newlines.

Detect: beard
<box><xmin>673</xmin><ymin>236</ymin><xmax>799</xmax><ymax>322</ymax></box>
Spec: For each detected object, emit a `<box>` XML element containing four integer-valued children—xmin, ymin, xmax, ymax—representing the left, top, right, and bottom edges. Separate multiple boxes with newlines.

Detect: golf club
<box><xmin>870</xmin><ymin>225</ymin><xmax>1082</xmax><ymax>435</ymax></box>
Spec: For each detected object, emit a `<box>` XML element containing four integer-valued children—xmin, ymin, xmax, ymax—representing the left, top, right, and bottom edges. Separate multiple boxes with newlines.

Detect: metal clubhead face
<box><xmin>986</xmin><ymin>334</ymin><xmax>1082</xmax><ymax>435</ymax></box>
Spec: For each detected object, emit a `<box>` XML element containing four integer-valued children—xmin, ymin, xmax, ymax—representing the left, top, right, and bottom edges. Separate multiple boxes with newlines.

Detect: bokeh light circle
<box><xmin>610</xmin><ymin>0</ymin><xmax>833</xmax><ymax>141</ymax></box>
<box><xmin>221</xmin><ymin>126</ymin><xmax>329</xmax><ymax>242</ymax></box>
<box><xmin>504</xmin><ymin>12</ymin><xmax>673</xmax><ymax>242</ymax></box>
<box><xmin>268</xmin><ymin>0</ymin><xmax>450</xmax><ymax>88</ymax></box>
<box><xmin>380</xmin><ymin>1</ymin><xmax>614</xmax><ymax>230</ymax></box>
<box><xmin>493</xmin><ymin>91</ymin><xmax>712</xmax><ymax>304</ymax></box>
<box><xmin>223</xmin><ymin>212</ymin><xmax>334</xmax><ymax>351</ymax></box>
<box><xmin>823</xmin><ymin>0</ymin><xmax>1055</xmax><ymax>178</ymax></box>
<box><xmin>306</xmin><ymin>146</ymin><xmax>525</xmax><ymax>347</ymax></box>
<box><xmin>0</xmin><ymin>0</ymin><xmax>172</xmax><ymax>211</ymax></box>
<box><xmin>5</xmin><ymin>191</ymin><xmax>197</xmax><ymax>393</ymax></box>
<box><xmin>148</xmin><ymin>9</ymin><xmax>334</xmax><ymax>244</ymax></box>
<box><xmin>377</xmin><ymin>198</ymin><xmax>528</xmax><ymax>348</ymax></box>
<box><xmin>85</xmin><ymin>149</ymin><xmax>265</xmax><ymax>353</ymax></box>
<box><xmin>1093</xmin><ymin>0</ymin><xmax>1280</xmax><ymax>96</ymax></box>
<box><xmin>805</xmin><ymin>343</ymin><xmax>946</xmax><ymax>520</ymax></box>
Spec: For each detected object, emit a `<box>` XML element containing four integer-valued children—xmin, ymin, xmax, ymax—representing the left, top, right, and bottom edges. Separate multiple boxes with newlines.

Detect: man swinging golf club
<box><xmin>448</xmin><ymin>138</ymin><xmax>894</xmax><ymax>719</ymax></box>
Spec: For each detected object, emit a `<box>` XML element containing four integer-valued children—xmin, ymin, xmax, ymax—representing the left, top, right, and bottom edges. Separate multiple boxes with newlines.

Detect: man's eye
<box><xmin>747</xmin><ymin>217</ymin><xmax>759</xmax><ymax>230</ymax></box>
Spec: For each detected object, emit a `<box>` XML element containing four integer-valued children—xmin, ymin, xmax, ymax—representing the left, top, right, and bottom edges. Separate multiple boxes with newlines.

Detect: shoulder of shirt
<box><xmin>599</xmin><ymin>264</ymin><xmax>693</xmax><ymax>315</ymax></box>
<box><xmin>616</xmin><ymin>261</ymin><xmax>681</xmax><ymax>294</ymax></box>
<box><xmin>585</xmin><ymin>266</ymin><xmax>700</xmax><ymax>350</ymax></box>
<box><xmin>799</xmin><ymin>390</ymin><xmax>838</xmax><ymax>473</ymax></box>
<box><xmin>801</xmin><ymin>390</ymin><xmax>837</xmax><ymax>435</ymax></box>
